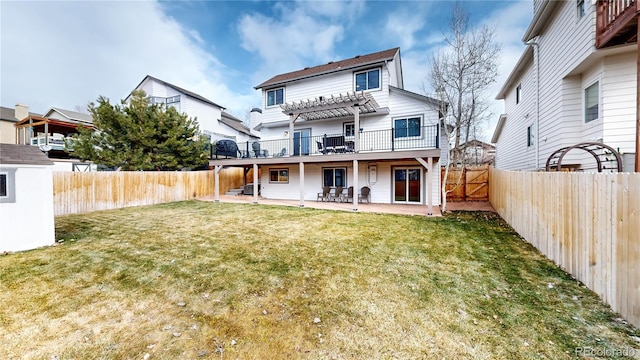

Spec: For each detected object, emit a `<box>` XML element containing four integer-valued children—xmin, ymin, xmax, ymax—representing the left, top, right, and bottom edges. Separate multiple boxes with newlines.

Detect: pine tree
<box><xmin>71</xmin><ymin>90</ymin><xmax>208</xmax><ymax>171</ymax></box>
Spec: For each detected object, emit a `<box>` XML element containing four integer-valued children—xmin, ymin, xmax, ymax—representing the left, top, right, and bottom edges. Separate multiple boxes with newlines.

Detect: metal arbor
<box><xmin>545</xmin><ymin>141</ymin><xmax>623</xmax><ymax>172</ymax></box>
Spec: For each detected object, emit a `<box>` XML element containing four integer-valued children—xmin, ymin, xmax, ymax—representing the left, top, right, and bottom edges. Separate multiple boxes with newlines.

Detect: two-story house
<box><xmin>209</xmin><ymin>48</ymin><xmax>445</xmax><ymax>214</ymax></box>
<box><xmin>129</xmin><ymin>75</ymin><xmax>258</xmax><ymax>144</ymax></box>
<box><xmin>13</xmin><ymin>105</ymin><xmax>95</xmax><ymax>171</ymax></box>
<box><xmin>492</xmin><ymin>0</ymin><xmax>638</xmax><ymax>172</ymax></box>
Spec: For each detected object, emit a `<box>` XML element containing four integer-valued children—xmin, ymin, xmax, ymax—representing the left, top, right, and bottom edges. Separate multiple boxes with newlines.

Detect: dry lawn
<box><xmin>1</xmin><ymin>201</ymin><xmax>639</xmax><ymax>359</ymax></box>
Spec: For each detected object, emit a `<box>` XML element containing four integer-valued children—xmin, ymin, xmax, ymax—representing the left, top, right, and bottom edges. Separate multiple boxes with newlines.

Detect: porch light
<box><xmin>359</xmin><ymin>128</ymin><xmax>364</xmax><ymax>133</ymax></box>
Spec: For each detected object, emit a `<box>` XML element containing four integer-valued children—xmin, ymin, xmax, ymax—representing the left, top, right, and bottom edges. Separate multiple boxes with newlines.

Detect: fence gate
<box><xmin>440</xmin><ymin>165</ymin><xmax>489</xmax><ymax>201</ymax></box>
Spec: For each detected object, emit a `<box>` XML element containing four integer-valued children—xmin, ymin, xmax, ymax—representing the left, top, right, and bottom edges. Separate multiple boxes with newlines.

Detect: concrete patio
<box><xmin>200</xmin><ymin>195</ymin><xmax>496</xmax><ymax>217</ymax></box>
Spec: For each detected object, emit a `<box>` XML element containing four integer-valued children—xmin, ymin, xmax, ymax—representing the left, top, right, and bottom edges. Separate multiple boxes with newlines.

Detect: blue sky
<box><xmin>0</xmin><ymin>0</ymin><xmax>533</xmax><ymax>140</ymax></box>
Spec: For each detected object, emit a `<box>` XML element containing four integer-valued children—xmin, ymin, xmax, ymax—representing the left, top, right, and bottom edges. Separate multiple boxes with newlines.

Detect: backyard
<box><xmin>1</xmin><ymin>201</ymin><xmax>639</xmax><ymax>359</ymax></box>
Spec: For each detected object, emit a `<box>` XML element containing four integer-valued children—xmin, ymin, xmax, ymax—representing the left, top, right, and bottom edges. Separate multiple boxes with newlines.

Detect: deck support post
<box><xmin>214</xmin><ymin>165</ymin><xmax>221</xmax><ymax>202</ymax></box>
<box><xmin>427</xmin><ymin>157</ymin><xmax>434</xmax><ymax>216</ymax></box>
<box><xmin>353</xmin><ymin>104</ymin><xmax>360</xmax><ymax>152</ymax></box>
<box><xmin>299</xmin><ymin>161</ymin><xmax>305</xmax><ymax>207</ymax></box>
<box><xmin>288</xmin><ymin>113</ymin><xmax>299</xmax><ymax>157</ymax></box>
<box><xmin>353</xmin><ymin>159</ymin><xmax>359</xmax><ymax>211</ymax></box>
<box><xmin>416</xmin><ymin>157</ymin><xmax>435</xmax><ymax>216</ymax></box>
<box><xmin>253</xmin><ymin>163</ymin><xmax>259</xmax><ymax>204</ymax></box>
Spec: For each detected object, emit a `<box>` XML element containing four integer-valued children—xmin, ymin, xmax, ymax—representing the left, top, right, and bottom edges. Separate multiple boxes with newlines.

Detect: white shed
<box><xmin>0</xmin><ymin>144</ymin><xmax>55</xmax><ymax>252</ymax></box>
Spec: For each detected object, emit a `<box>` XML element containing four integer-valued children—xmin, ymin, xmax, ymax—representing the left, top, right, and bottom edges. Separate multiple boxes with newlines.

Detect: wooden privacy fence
<box><xmin>489</xmin><ymin>168</ymin><xmax>640</xmax><ymax>328</ymax></box>
<box><xmin>441</xmin><ymin>165</ymin><xmax>489</xmax><ymax>201</ymax></box>
<box><xmin>53</xmin><ymin>169</ymin><xmax>247</xmax><ymax>216</ymax></box>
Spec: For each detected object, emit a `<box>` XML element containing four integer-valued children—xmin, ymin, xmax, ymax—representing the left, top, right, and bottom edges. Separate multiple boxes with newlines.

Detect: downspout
<box><xmin>525</xmin><ymin>39</ymin><xmax>540</xmax><ymax>170</ymax></box>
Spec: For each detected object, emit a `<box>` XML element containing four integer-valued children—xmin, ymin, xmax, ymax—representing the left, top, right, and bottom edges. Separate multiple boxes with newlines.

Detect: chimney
<box><xmin>249</xmin><ymin>107</ymin><xmax>262</xmax><ymax>131</ymax></box>
<box><xmin>14</xmin><ymin>104</ymin><xmax>29</xmax><ymax>121</ymax></box>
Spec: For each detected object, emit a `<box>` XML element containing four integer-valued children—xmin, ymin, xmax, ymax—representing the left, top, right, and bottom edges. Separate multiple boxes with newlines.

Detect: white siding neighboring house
<box><xmin>493</xmin><ymin>0</ymin><xmax>638</xmax><ymax>172</ymax></box>
<box><xmin>211</xmin><ymin>48</ymin><xmax>446</xmax><ymax>214</ymax></box>
<box><xmin>129</xmin><ymin>75</ymin><xmax>258</xmax><ymax>144</ymax></box>
<box><xmin>0</xmin><ymin>144</ymin><xmax>55</xmax><ymax>252</ymax></box>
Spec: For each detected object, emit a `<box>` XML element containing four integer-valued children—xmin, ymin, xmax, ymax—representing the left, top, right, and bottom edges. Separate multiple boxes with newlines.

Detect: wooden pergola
<box><xmin>14</xmin><ymin>115</ymin><xmax>93</xmax><ymax>146</ymax></box>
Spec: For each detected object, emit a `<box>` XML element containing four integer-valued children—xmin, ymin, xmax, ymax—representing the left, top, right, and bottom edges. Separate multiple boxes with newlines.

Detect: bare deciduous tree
<box><xmin>429</xmin><ymin>3</ymin><xmax>500</xmax><ymax>212</ymax></box>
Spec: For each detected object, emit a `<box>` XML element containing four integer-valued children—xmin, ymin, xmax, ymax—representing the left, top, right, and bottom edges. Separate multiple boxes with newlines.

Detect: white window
<box><xmin>269</xmin><ymin>169</ymin><xmax>289</xmax><ymax>183</ymax></box>
<box><xmin>0</xmin><ymin>169</ymin><xmax>16</xmax><ymax>203</ymax></box>
<box><xmin>577</xmin><ymin>0</ymin><xmax>585</xmax><ymax>18</ymax></box>
<box><xmin>322</xmin><ymin>167</ymin><xmax>346</xmax><ymax>188</ymax></box>
<box><xmin>527</xmin><ymin>125</ymin><xmax>534</xmax><ymax>147</ymax></box>
<box><xmin>344</xmin><ymin>122</ymin><xmax>355</xmax><ymax>137</ymax></box>
<box><xmin>516</xmin><ymin>84</ymin><xmax>522</xmax><ymax>104</ymax></box>
<box><xmin>394</xmin><ymin>116</ymin><xmax>422</xmax><ymax>138</ymax></box>
<box><xmin>354</xmin><ymin>68</ymin><xmax>380</xmax><ymax>91</ymax></box>
<box><xmin>266</xmin><ymin>88</ymin><xmax>284</xmax><ymax>107</ymax></box>
<box><xmin>585</xmin><ymin>81</ymin><xmax>599</xmax><ymax>123</ymax></box>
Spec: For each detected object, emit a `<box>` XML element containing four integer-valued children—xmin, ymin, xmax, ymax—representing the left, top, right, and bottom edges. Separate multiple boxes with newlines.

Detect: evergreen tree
<box><xmin>71</xmin><ymin>90</ymin><xmax>208</xmax><ymax>171</ymax></box>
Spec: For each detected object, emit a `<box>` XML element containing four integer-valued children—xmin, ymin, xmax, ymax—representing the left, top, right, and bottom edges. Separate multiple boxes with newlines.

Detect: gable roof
<box><xmin>220</xmin><ymin>111</ymin><xmax>258</xmax><ymax>138</ymax></box>
<box><xmin>0</xmin><ymin>144</ymin><xmax>54</xmax><ymax>166</ymax></box>
<box><xmin>0</xmin><ymin>106</ymin><xmax>40</xmax><ymax>123</ymax></box>
<box><xmin>461</xmin><ymin>139</ymin><xmax>495</xmax><ymax>150</ymax></box>
<box><xmin>389</xmin><ymin>86</ymin><xmax>444</xmax><ymax>108</ymax></box>
<box><xmin>44</xmin><ymin>107</ymin><xmax>93</xmax><ymax>124</ymax></box>
<box><xmin>255</xmin><ymin>48</ymin><xmax>400</xmax><ymax>89</ymax></box>
<box><xmin>130</xmin><ymin>75</ymin><xmax>225</xmax><ymax>109</ymax></box>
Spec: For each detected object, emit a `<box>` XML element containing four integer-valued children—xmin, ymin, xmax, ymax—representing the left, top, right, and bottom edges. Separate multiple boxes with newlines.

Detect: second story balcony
<box><xmin>596</xmin><ymin>0</ymin><xmax>639</xmax><ymax>48</ymax></box>
<box><xmin>209</xmin><ymin>124</ymin><xmax>440</xmax><ymax>162</ymax></box>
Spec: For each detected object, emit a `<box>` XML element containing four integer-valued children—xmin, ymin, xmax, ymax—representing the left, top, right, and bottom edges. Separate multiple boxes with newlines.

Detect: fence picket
<box><xmin>53</xmin><ymin>169</ymin><xmax>247</xmax><ymax>216</ymax></box>
<box><xmin>489</xmin><ymin>168</ymin><xmax>640</xmax><ymax>329</ymax></box>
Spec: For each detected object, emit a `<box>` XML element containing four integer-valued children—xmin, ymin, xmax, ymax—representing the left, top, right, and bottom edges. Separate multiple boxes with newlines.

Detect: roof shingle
<box><xmin>0</xmin><ymin>144</ymin><xmax>54</xmax><ymax>165</ymax></box>
<box><xmin>255</xmin><ymin>48</ymin><xmax>400</xmax><ymax>89</ymax></box>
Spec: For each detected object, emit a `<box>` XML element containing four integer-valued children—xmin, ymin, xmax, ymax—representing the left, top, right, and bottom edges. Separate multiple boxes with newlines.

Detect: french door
<box><xmin>393</xmin><ymin>167</ymin><xmax>421</xmax><ymax>203</ymax></box>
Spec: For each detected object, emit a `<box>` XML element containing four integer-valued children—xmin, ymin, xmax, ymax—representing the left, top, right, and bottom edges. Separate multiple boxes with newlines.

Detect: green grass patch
<box><xmin>0</xmin><ymin>201</ymin><xmax>638</xmax><ymax>359</ymax></box>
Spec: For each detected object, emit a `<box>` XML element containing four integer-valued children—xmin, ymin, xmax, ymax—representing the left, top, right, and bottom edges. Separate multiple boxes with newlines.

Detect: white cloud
<box><xmin>384</xmin><ymin>9</ymin><xmax>428</xmax><ymax>51</ymax></box>
<box><xmin>236</xmin><ymin>1</ymin><xmax>372</xmax><ymax>90</ymax></box>
<box><xmin>0</xmin><ymin>1</ymin><xmax>253</xmax><ymax>118</ymax></box>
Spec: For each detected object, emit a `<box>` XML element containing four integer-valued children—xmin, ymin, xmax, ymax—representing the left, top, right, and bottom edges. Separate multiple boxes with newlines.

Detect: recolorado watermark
<box><xmin>575</xmin><ymin>347</ymin><xmax>639</xmax><ymax>358</ymax></box>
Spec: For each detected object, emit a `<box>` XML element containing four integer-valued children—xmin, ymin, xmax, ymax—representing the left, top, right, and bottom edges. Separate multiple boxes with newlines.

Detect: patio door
<box><xmin>393</xmin><ymin>167</ymin><xmax>421</xmax><ymax>203</ymax></box>
<box><xmin>293</xmin><ymin>129</ymin><xmax>311</xmax><ymax>156</ymax></box>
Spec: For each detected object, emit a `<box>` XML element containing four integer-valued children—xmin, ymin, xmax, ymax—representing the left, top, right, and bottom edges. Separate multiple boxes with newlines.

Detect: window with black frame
<box><xmin>323</xmin><ymin>168</ymin><xmax>346</xmax><ymax>188</ymax></box>
<box><xmin>394</xmin><ymin>117</ymin><xmax>421</xmax><ymax>138</ymax></box>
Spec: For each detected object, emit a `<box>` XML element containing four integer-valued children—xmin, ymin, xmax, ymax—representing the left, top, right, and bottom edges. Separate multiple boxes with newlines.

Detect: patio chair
<box><xmin>329</xmin><ymin>186</ymin><xmax>343</xmax><ymax>202</ymax></box>
<box><xmin>252</xmin><ymin>141</ymin><xmax>262</xmax><ymax>157</ymax></box>
<box><xmin>340</xmin><ymin>186</ymin><xmax>354</xmax><ymax>203</ymax></box>
<box><xmin>317</xmin><ymin>186</ymin><xmax>331</xmax><ymax>202</ymax></box>
<box><xmin>275</xmin><ymin>148</ymin><xmax>287</xmax><ymax>157</ymax></box>
<box><xmin>316</xmin><ymin>141</ymin><xmax>326</xmax><ymax>155</ymax></box>
<box><xmin>358</xmin><ymin>186</ymin><xmax>370</xmax><ymax>203</ymax></box>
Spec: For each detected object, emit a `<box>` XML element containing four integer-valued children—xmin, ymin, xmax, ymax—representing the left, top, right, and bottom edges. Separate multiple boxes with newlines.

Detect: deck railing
<box><xmin>596</xmin><ymin>0</ymin><xmax>638</xmax><ymax>48</ymax></box>
<box><xmin>30</xmin><ymin>136</ymin><xmax>67</xmax><ymax>151</ymax></box>
<box><xmin>210</xmin><ymin>124</ymin><xmax>439</xmax><ymax>160</ymax></box>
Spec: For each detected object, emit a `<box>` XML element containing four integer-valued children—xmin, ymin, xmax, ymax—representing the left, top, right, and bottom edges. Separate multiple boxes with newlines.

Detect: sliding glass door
<box><xmin>393</xmin><ymin>167</ymin><xmax>421</xmax><ymax>203</ymax></box>
<box><xmin>293</xmin><ymin>129</ymin><xmax>311</xmax><ymax>156</ymax></box>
